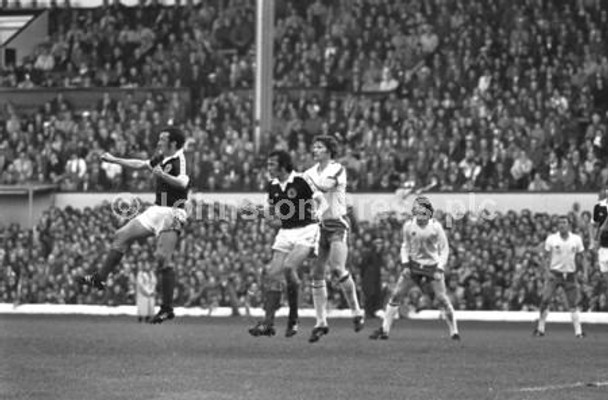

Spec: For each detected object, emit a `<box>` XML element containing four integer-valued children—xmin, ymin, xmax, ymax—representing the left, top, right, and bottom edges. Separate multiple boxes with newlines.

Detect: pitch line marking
<box><xmin>515</xmin><ymin>381</ymin><xmax>608</xmax><ymax>392</ymax></box>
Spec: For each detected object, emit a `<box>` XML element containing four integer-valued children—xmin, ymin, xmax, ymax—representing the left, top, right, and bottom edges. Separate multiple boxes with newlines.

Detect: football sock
<box><xmin>382</xmin><ymin>302</ymin><xmax>400</xmax><ymax>334</ymax></box>
<box><xmin>312</xmin><ymin>280</ymin><xmax>328</xmax><ymax>327</ymax></box>
<box><xmin>264</xmin><ymin>289</ymin><xmax>282</xmax><ymax>325</ymax></box>
<box><xmin>99</xmin><ymin>249</ymin><xmax>124</xmax><ymax>281</ymax></box>
<box><xmin>538</xmin><ymin>309</ymin><xmax>548</xmax><ymax>333</ymax></box>
<box><xmin>338</xmin><ymin>272</ymin><xmax>363</xmax><ymax>317</ymax></box>
<box><xmin>443</xmin><ymin>302</ymin><xmax>458</xmax><ymax>335</ymax></box>
<box><xmin>160</xmin><ymin>268</ymin><xmax>175</xmax><ymax>310</ymax></box>
<box><xmin>286</xmin><ymin>280</ymin><xmax>299</xmax><ymax>322</ymax></box>
<box><xmin>571</xmin><ymin>310</ymin><xmax>582</xmax><ymax>335</ymax></box>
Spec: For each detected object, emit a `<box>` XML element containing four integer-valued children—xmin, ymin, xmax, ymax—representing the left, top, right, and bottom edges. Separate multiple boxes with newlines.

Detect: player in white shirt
<box><xmin>534</xmin><ymin>216</ymin><xmax>586</xmax><ymax>338</ymax></box>
<box><xmin>370</xmin><ymin>196</ymin><xmax>460</xmax><ymax>340</ymax></box>
<box><xmin>304</xmin><ymin>135</ymin><xmax>364</xmax><ymax>343</ymax></box>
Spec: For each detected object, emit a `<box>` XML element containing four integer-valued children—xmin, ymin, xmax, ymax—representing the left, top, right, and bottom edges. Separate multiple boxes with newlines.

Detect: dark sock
<box><xmin>161</xmin><ymin>268</ymin><xmax>175</xmax><ymax>310</ymax></box>
<box><xmin>286</xmin><ymin>281</ymin><xmax>299</xmax><ymax>322</ymax></box>
<box><xmin>99</xmin><ymin>249</ymin><xmax>124</xmax><ymax>281</ymax></box>
<box><xmin>264</xmin><ymin>290</ymin><xmax>282</xmax><ymax>325</ymax></box>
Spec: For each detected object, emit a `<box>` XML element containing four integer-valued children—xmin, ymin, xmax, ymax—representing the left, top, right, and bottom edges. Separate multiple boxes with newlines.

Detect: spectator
<box><xmin>136</xmin><ymin>262</ymin><xmax>156</xmax><ymax>322</ymax></box>
<box><xmin>358</xmin><ymin>236</ymin><xmax>384</xmax><ymax>319</ymax></box>
<box><xmin>528</xmin><ymin>173</ymin><xmax>550</xmax><ymax>192</ymax></box>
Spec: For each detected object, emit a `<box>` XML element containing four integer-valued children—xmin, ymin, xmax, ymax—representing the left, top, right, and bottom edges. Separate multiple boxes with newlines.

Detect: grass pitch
<box><xmin>1</xmin><ymin>315</ymin><xmax>607</xmax><ymax>400</ymax></box>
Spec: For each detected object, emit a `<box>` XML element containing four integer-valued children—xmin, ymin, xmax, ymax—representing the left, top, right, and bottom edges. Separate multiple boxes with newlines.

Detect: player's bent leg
<box><xmin>249</xmin><ymin>252</ymin><xmax>286</xmax><ymax>337</ymax></box>
<box><xmin>431</xmin><ymin>274</ymin><xmax>459</xmax><ymax>340</ymax></box>
<box><xmin>284</xmin><ymin>267</ymin><xmax>300</xmax><ymax>337</ymax></box>
<box><xmin>371</xmin><ymin>274</ymin><xmax>410</xmax><ymax>340</ymax></box>
<box><xmin>535</xmin><ymin>277</ymin><xmax>557</xmax><ymax>336</ymax></box>
<box><xmin>311</xmin><ymin>245</ymin><xmax>329</xmax><ymax>326</ymax></box>
<box><xmin>565</xmin><ymin>281</ymin><xmax>584</xmax><ymax>337</ymax></box>
<box><xmin>150</xmin><ymin>230</ymin><xmax>179</xmax><ymax>324</ymax></box>
<box><xmin>77</xmin><ymin>218</ymin><xmax>153</xmax><ymax>290</ymax></box>
<box><xmin>328</xmin><ymin>239</ymin><xmax>364</xmax><ymax>332</ymax></box>
<box><xmin>283</xmin><ymin>245</ymin><xmax>311</xmax><ymax>338</ymax></box>
<box><xmin>307</xmin><ymin>246</ymin><xmax>329</xmax><ymax>343</ymax></box>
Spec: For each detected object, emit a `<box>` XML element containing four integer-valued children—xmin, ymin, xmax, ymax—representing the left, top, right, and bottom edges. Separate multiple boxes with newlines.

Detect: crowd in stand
<box><xmin>1</xmin><ymin>0</ymin><xmax>608</xmax><ymax>191</ymax></box>
<box><xmin>1</xmin><ymin>201</ymin><xmax>607</xmax><ymax>313</ymax></box>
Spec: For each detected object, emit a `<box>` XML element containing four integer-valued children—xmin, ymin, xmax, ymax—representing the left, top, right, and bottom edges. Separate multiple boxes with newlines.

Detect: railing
<box><xmin>0</xmin><ymin>87</ymin><xmax>191</xmax><ymax>114</ymax></box>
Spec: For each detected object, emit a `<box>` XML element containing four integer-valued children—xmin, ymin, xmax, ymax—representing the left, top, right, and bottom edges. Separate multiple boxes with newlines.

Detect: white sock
<box><xmin>444</xmin><ymin>302</ymin><xmax>458</xmax><ymax>335</ymax></box>
<box><xmin>382</xmin><ymin>303</ymin><xmax>400</xmax><ymax>334</ymax></box>
<box><xmin>538</xmin><ymin>309</ymin><xmax>548</xmax><ymax>333</ymax></box>
<box><xmin>312</xmin><ymin>280</ymin><xmax>327</xmax><ymax>327</ymax></box>
<box><xmin>571</xmin><ymin>310</ymin><xmax>582</xmax><ymax>335</ymax></box>
<box><xmin>338</xmin><ymin>272</ymin><xmax>363</xmax><ymax>317</ymax></box>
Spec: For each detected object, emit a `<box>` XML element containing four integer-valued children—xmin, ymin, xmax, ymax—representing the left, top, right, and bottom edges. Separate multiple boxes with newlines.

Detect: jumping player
<box><xmin>370</xmin><ymin>196</ymin><xmax>460</xmax><ymax>340</ymax></box>
<box><xmin>248</xmin><ymin>150</ymin><xmax>327</xmax><ymax>338</ymax></box>
<box><xmin>305</xmin><ymin>135</ymin><xmax>364</xmax><ymax>343</ymax></box>
<box><xmin>77</xmin><ymin>127</ymin><xmax>189</xmax><ymax>324</ymax></box>
<box><xmin>533</xmin><ymin>215</ymin><xmax>585</xmax><ymax>338</ymax></box>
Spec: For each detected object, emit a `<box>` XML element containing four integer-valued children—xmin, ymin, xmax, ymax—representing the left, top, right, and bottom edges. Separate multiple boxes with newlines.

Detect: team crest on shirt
<box><xmin>164</xmin><ymin>164</ymin><xmax>172</xmax><ymax>173</ymax></box>
<box><xmin>287</xmin><ymin>188</ymin><xmax>297</xmax><ymax>198</ymax></box>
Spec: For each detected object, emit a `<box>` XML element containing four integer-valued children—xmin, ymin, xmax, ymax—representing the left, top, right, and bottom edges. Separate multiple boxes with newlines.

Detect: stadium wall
<box><xmin>0</xmin><ymin>185</ymin><xmax>55</xmax><ymax>228</ymax></box>
<box><xmin>0</xmin><ymin>87</ymin><xmax>191</xmax><ymax>115</ymax></box>
<box><xmin>8</xmin><ymin>0</ymin><xmax>194</xmax><ymax>7</ymax></box>
<box><xmin>2</xmin><ymin>303</ymin><xmax>608</xmax><ymax>324</ymax></box>
<box><xmin>53</xmin><ymin>192</ymin><xmax>596</xmax><ymax>222</ymax></box>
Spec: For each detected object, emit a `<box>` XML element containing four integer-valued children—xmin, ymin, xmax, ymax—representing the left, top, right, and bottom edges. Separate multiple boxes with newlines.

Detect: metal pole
<box><xmin>28</xmin><ymin>186</ymin><xmax>33</xmax><ymax>230</ymax></box>
<box><xmin>254</xmin><ymin>0</ymin><xmax>274</xmax><ymax>153</ymax></box>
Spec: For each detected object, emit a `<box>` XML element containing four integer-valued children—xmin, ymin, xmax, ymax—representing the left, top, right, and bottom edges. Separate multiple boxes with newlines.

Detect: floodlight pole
<box><xmin>254</xmin><ymin>0</ymin><xmax>274</xmax><ymax>153</ymax></box>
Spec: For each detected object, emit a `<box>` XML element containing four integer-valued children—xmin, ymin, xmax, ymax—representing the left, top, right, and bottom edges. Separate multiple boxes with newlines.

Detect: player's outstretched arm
<box><xmin>400</xmin><ymin>222</ymin><xmax>411</xmax><ymax>266</ymax></box>
<box><xmin>436</xmin><ymin>222</ymin><xmax>449</xmax><ymax>269</ymax></box>
<box><xmin>101</xmin><ymin>152</ymin><xmax>150</xmax><ymax>170</ymax></box>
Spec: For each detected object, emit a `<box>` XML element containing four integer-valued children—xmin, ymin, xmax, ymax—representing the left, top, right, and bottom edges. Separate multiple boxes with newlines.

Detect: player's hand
<box><xmin>592</xmin><ymin>241</ymin><xmax>599</xmax><ymax>251</ymax></box>
<box><xmin>152</xmin><ymin>165</ymin><xmax>164</xmax><ymax>177</ymax></box>
<box><xmin>317</xmin><ymin>176</ymin><xmax>338</xmax><ymax>191</ymax></box>
<box><xmin>100</xmin><ymin>152</ymin><xmax>116</xmax><ymax>163</ymax></box>
<box><xmin>314</xmin><ymin>208</ymin><xmax>325</xmax><ymax>221</ymax></box>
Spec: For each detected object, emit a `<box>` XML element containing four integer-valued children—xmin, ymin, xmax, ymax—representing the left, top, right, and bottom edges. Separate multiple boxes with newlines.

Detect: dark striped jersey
<box><xmin>593</xmin><ymin>199</ymin><xmax>608</xmax><ymax>247</ymax></box>
<box><xmin>267</xmin><ymin>171</ymin><xmax>317</xmax><ymax>229</ymax></box>
<box><xmin>149</xmin><ymin>150</ymin><xmax>189</xmax><ymax>208</ymax></box>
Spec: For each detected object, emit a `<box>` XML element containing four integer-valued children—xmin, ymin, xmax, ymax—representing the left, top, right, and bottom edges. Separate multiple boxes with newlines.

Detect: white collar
<box><xmin>272</xmin><ymin>171</ymin><xmax>297</xmax><ymax>189</ymax></box>
<box><xmin>162</xmin><ymin>149</ymin><xmax>183</xmax><ymax>164</ymax></box>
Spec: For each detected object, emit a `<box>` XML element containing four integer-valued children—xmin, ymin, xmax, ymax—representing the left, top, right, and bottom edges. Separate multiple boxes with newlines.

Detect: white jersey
<box><xmin>305</xmin><ymin>161</ymin><xmax>348</xmax><ymax>225</ymax></box>
<box><xmin>544</xmin><ymin>232</ymin><xmax>584</xmax><ymax>273</ymax></box>
<box><xmin>401</xmin><ymin>218</ymin><xmax>449</xmax><ymax>270</ymax></box>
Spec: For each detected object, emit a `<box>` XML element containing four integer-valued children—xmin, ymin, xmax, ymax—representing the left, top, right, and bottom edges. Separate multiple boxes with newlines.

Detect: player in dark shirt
<box><xmin>77</xmin><ymin>127</ymin><xmax>189</xmax><ymax>324</ymax></box>
<box><xmin>593</xmin><ymin>189</ymin><xmax>608</xmax><ymax>289</ymax></box>
<box><xmin>248</xmin><ymin>150</ymin><xmax>328</xmax><ymax>338</ymax></box>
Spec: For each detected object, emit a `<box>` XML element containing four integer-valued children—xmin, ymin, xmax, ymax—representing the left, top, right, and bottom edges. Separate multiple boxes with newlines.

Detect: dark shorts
<box><xmin>544</xmin><ymin>271</ymin><xmax>579</xmax><ymax>308</ymax></box>
<box><xmin>404</xmin><ymin>262</ymin><xmax>442</xmax><ymax>286</ymax></box>
<box><xmin>318</xmin><ymin>219</ymin><xmax>349</xmax><ymax>252</ymax></box>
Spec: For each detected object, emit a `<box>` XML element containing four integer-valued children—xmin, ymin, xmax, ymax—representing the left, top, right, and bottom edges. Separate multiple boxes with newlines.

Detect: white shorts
<box><xmin>599</xmin><ymin>248</ymin><xmax>608</xmax><ymax>273</ymax></box>
<box><xmin>136</xmin><ymin>205</ymin><xmax>187</xmax><ymax>236</ymax></box>
<box><xmin>272</xmin><ymin>223</ymin><xmax>319</xmax><ymax>253</ymax></box>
